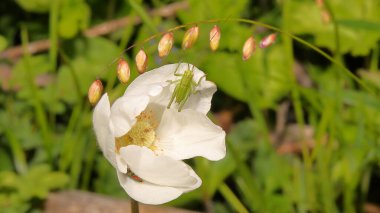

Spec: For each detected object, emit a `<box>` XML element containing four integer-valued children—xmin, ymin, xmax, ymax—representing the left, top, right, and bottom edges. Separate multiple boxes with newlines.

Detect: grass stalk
<box><xmin>49</xmin><ymin>0</ymin><xmax>60</xmax><ymax>72</ymax></box>
<box><xmin>20</xmin><ymin>25</ymin><xmax>52</xmax><ymax>161</ymax></box>
<box><xmin>219</xmin><ymin>183</ymin><xmax>249</xmax><ymax>213</ymax></box>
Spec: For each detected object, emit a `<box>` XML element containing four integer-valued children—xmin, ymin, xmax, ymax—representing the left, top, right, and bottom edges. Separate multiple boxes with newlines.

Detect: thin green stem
<box><xmin>282</xmin><ymin>1</ymin><xmax>316</xmax><ymax>211</ymax></box>
<box><xmin>219</xmin><ymin>183</ymin><xmax>249</xmax><ymax>213</ymax></box>
<box><xmin>323</xmin><ymin>0</ymin><xmax>341</xmax><ymax>63</ymax></box>
<box><xmin>370</xmin><ymin>44</ymin><xmax>379</xmax><ymax>72</ymax></box>
<box><xmin>49</xmin><ymin>0</ymin><xmax>60</xmax><ymax>72</ymax></box>
<box><xmin>228</xmin><ymin>142</ymin><xmax>264</xmax><ymax>212</ymax></box>
<box><xmin>81</xmin><ymin>138</ymin><xmax>98</xmax><ymax>189</ymax></box>
<box><xmin>68</xmin><ymin>134</ymin><xmax>85</xmax><ymax>188</ymax></box>
<box><xmin>20</xmin><ymin>25</ymin><xmax>52</xmax><ymax>161</ymax></box>
<box><xmin>127</xmin><ymin>0</ymin><xmax>158</xmax><ymax>33</ymax></box>
<box><xmin>59</xmin><ymin>103</ymin><xmax>84</xmax><ymax>171</ymax></box>
<box><xmin>4</xmin><ymin>129</ymin><xmax>27</xmax><ymax>174</ymax></box>
<box><xmin>131</xmin><ymin>198</ymin><xmax>139</xmax><ymax>213</ymax></box>
<box><xmin>58</xmin><ymin>50</ymin><xmax>85</xmax><ymax>172</ymax></box>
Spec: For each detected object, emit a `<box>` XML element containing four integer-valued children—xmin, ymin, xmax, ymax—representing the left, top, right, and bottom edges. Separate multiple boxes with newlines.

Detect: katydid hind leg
<box><xmin>178</xmin><ymin>88</ymin><xmax>191</xmax><ymax>112</ymax></box>
<box><xmin>167</xmin><ymin>86</ymin><xmax>179</xmax><ymax>109</ymax></box>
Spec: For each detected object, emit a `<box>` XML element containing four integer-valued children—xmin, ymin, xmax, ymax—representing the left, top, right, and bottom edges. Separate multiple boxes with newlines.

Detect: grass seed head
<box><xmin>158</xmin><ymin>32</ymin><xmax>174</xmax><ymax>57</ymax></box>
<box><xmin>209</xmin><ymin>25</ymin><xmax>221</xmax><ymax>51</ymax></box>
<box><xmin>182</xmin><ymin>26</ymin><xmax>199</xmax><ymax>49</ymax></box>
<box><xmin>88</xmin><ymin>79</ymin><xmax>103</xmax><ymax>106</ymax></box>
<box><xmin>135</xmin><ymin>49</ymin><xmax>148</xmax><ymax>74</ymax></box>
<box><xmin>242</xmin><ymin>36</ymin><xmax>256</xmax><ymax>60</ymax></box>
<box><xmin>117</xmin><ymin>58</ymin><xmax>131</xmax><ymax>84</ymax></box>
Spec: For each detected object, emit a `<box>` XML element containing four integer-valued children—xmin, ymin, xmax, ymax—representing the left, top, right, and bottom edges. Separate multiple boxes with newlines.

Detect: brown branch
<box><xmin>0</xmin><ymin>1</ymin><xmax>189</xmax><ymax>60</ymax></box>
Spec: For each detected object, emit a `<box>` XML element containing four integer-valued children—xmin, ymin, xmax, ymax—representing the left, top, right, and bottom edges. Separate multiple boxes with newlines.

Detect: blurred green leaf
<box><xmin>58</xmin><ymin>0</ymin><xmax>90</xmax><ymax>38</ymax></box>
<box><xmin>0</xmin><ymin>166</ymin><xmax>68</xmax><ymax>212</ymax></box>
<box><xmin>178</xmin><ymin>0</ymin><xmax>249</xmax><ymax>22</ymax></box>
<box><xmin>0</xmin><ymin>149</ymin><xmax>13</xmax><ymax>171</ymax></box>
<box><xmin>288</xmin><ymin>0</ymin><xmax>380</xmax><ymax>56</ymax></box>
<box><xmin>337</xmin><ymin>19</ymin><xmax>380</xmax><ymax>32</ymax></box>
<box><xmin>57</xmin><ymin>37</ymin><xmax>119</xmax><ymax>104</ymax></box>
<box><xmin>18</xmin><ymin>165</ymin><xmax>69</xmax><ymax>199</ymax></box>
<box><xmin>127</xmin><ymin>0</ymin><xmax>157</xmax><ymax>33</ymax></box>
<box><xmin>15</xmin><ymin>0</ymin><xmax>50</xmax><ymax>13</ymax></box>
<box><xmin>204</xmin><ymin>52</ymin><xmax>247</xmax><ymax>101</ymax></box>
<box><xmin>0</xmin><ymin>35</ymin><xmax>7</xmax><ymax>52</ymax></box>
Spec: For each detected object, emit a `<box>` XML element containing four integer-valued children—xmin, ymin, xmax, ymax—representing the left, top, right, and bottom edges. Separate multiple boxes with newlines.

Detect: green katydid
<box><xmin>167</xmin><ymin>63</ymin><xmax>205</xmax><ymax>112</ymax></box>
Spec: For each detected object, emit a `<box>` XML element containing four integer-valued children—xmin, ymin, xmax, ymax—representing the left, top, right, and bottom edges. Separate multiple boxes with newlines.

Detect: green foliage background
<box><xmin>1</xmin><ymin>0</ymin><xmax>380</xmax><ymax>212</ymax></box>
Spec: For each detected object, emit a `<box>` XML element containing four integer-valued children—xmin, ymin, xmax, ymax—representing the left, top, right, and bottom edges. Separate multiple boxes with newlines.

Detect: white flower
<box><xmin>93</xmin><ymin>63</ymin><xmax>226</xmax><ymax>205</ymax></box>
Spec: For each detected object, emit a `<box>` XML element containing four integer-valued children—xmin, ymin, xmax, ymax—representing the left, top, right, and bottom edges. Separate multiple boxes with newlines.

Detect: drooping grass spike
<box><xmin>167</xmin><ymin>63</ymin><xmax>205</xmax><ymax>112</ymax></box>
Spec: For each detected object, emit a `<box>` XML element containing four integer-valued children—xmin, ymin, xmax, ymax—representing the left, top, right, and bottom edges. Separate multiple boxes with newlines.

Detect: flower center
<box><xmin>115</xmin><ymin>110</ymin><xmax>158</xmax><ymax>153</ymax></box>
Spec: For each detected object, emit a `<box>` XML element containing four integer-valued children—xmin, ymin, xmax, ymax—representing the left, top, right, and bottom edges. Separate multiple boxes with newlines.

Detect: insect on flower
<box><xmin>127</xmin><ymin>170</ymin><xmax>143</xmax><ymax>182</ymax></box>
<box><xmin>167</xmin><ymin>63</ymin><xmax>205</xmax><ymax>112</ymax></box>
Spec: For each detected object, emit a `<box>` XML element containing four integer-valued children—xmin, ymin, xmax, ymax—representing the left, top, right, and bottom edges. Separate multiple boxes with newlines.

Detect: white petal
<box><xmin>156</xmin><ymin>109</ymin><xmax>226</xmax><ymax>161</ymax></box>
<box><xmin>181</xmin><ymin>80</ymin><xmax>216</xmax><ymax>114</ymax></box>
<box><xmin>120</xmin><ymin>145</ymin><xmax>201</xmax><ymax>190</ymax></box>
<box><xmin>117</xmin><ymin>172</ymin><xmax>182</xmax><ymax>205</ymax></box>
<box><xmin>110</xmin><ymin>95</ymin><xmax>150</xmax><ymax>137</ymax></box>
<box><xmin>93</xmin><ymin>94</ymin><xmax>116</xmax><ymax>167</ymax></box>
<box><xmin>123</xmin><ymin>64</ymin><xmax>176</xmax><ymax>97</ymax></box>
<box><xmin>116</xmin><ymin>154</ymin><xmax>128</xmax><ymax>173</ymax></box>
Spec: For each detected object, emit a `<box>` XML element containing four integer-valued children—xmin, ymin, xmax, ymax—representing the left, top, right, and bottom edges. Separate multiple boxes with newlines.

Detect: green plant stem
<box><xmin>370</xmin><ymin>44</ymin><xmax>379</xmax><ymax>72</ymax></box>
<box><xmin>69</xmin><ymin>132</ymin><xmax>86</xmax><ymax>188</ymax></box>
<box><xmin>228</xmin><ymin>142</ymin><xmax>263</xmax><ymax>212</ymax></box>
<box><xmin>4</xmin><ymin>128</ymin><xmax>27</xmax><ymax>174</ymax></box>
<box><xmin>282</xmin><ymin>0</ymin><xmax>316</xmax><ymax>211</ymax></box>
<box><xmin>323</xmin><ymin>0</ymin><xmax>342</xmax><ymax>63</ymax></box>
<box><xmin>58</xmin><ymin>50</ymin><xmax>87</xmax><ymax>172</ymax></box>
<box><xmin>219</xmin><ymin>183</ymin><xmax>249</xmax><ymax>213</ymax></box>
<box><xmin>49</xmin><ymin>0</ymin><xmax>60</xmax><ymax>72</ymax></box>
<box><xmin>131</xmin><ymin>198</ymin><xmax>139</xmax><ymax>213</ymax></box>
<box><xmin>127</xmin><ymin>0</ymin><xmax>158</xmax><ymax>33</ymax></box>
<box><xmin>59</xmin><ymin>50</ymin><xmax>83</xmax><ymax>97</ymax></box>
<box><xmin>81</xmin><ymin>138</ymin><xmax>98</xmax><ymax>190</ymax></box>
<box><xmin>59</xmin><ymin>103</ymin><xmax>84</xmax><ymax>171</ymax></box>
<box><xmin>20</xmin><ymin>25</ymin><xmax>52</xmax><ymax>161</ymax></box>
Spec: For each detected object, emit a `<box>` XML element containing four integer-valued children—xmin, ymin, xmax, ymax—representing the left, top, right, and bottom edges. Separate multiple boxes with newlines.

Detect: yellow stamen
<box><xmin>115</xmin><ymin>110</ymin><xmax>158</xmax><ymax>153</ymax></box>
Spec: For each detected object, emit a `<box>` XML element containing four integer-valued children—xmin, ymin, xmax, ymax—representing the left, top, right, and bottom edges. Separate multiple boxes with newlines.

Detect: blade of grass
<box><xmin>127</xmin><ymin>0</ymin><xmax>158</xmax><ymax>34</ymax></box>
<box><xmin>49</xmin><ymin>0</ymin><xmax>60</xmax><ymax>72</ymax></box>
<box><xmin>20</xmin><ymin>25</ymin><xmax>52</xmax><ymax>161</ymax></box>
<box><xmin>58</xmin><ymin>50</ymin><xmax>85</xmax><ymax>171</ymax></box>
<box><xmin>69</xmin><ymin>133</ymin><xmax>87</xmax><ymax>188</ymax></box>
<box><xmin>219</xmin><ymin>183</ymin><xmax>249</xmax><ymax>213</ymax></box>
<box><xmin>228</xmin><ymin>142</ymin><xmax>264</xmax><ymax>212</ymax></box>
<box><xmin>81</xmin><ymin>136</ymin><xmax>98</xmax><ymax>190</ymax></box>
<box><xmin>282</xmin><ymin>0</ymin><xmax>316</xmax><ymax>211</ymax></box>
<box><xmin>4</xmin><ymin>128</ymin><xmax>27</xmax><ymax>174</ymax></box>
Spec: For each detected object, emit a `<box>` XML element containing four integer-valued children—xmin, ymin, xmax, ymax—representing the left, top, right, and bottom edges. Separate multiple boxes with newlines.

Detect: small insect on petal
<box><xmin>127</xmin><ymin>170</ymin><xmax>143</xmax><ymax>182</ymax></box>
<box><xmin>135</xmin><ymin>49</ymin><xmax>148</xmax><ymax>74</ymax></box>
<box><xmin>88</xmin><ymin>79</ymin><xmax>103</xmax><ymax>106</ymax></box>
<box><xmin>209</xmin><ymin>25</ymin><xmax>221</xmax><ymax>51</ymax></box>
<box><xmin>117</xmin><ymin>58</ymin><xmax>131</xmax><ymax>84</ymax></box>
<box><xmin>242</xmin><ymin>36</ymin><xmax>256</xmax><ymax>60</ymax></box>
<box><xmin>182</xmin><ymin>26</ymin><xmax>199</xmax><ymax>49</ymax></box>
<box><xmin>158</xmin><ymin>32</ymin><xmax>174</xmax><ymax>57</ymax></box>
<box><xmin>259</xmin><ymin>33</ymin><xmax>276</xmax><ymax>49</ymax></box>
